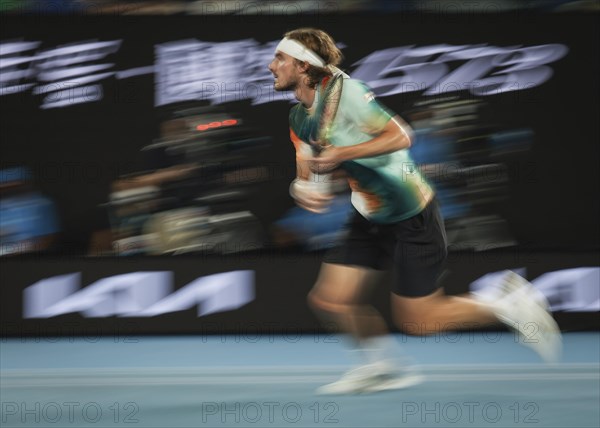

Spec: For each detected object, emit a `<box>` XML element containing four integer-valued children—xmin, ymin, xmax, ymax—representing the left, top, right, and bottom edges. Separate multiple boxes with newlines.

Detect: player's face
<box><xmin>268</xmin><ymin>51</ymin><xmax>300</xmax><ymax>91</ymax></box>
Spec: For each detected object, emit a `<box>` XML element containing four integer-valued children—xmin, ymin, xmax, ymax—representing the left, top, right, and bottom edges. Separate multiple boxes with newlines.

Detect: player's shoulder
<box><xmin>342</xmin><ymin>78</ymin><xmax>372</xmax><ymax>91</ymax></box>
<box><xmin>341</xmin><ymin>78</ymin><xmax>377</xmax><ymax>102</ymax></box>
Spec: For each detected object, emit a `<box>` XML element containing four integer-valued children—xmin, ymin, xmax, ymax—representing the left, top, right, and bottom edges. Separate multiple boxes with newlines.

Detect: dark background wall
<box><xmin>1</xmin><ymin>13</ymin><xmax>598</xmax><ymax>251</ymax></box>
<box><xmin>1</xmin><ymin>12</ymin><xmax>598</xmax><ymax>335</ymax></box>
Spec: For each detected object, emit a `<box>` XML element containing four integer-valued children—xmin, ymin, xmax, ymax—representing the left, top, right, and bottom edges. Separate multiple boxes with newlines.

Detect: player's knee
<box><xmin>307</xmin><ymin>290</ymin><xmax>322</xmax><ymax>311</ymax></box>
<box><xmin>307</xmin><ymin>289</ymin><xmax>353</xmax><ymax>314</ymax></box>
<box><xmin>307</xmin><ymin>289</ymin><xmax>333</xmax><ymax>313</ymax></box>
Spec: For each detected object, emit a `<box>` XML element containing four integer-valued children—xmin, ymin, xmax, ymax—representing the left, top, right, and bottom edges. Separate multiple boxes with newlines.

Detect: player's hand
<box><xmin>308</xmin><ymin>144</ymin><xmax>343</xmax><ymax>173</ymax></box>
<box><xmin>289</xmin><ymin>179</ymin><xmax>333</xmax><ymax>213</ymax></box>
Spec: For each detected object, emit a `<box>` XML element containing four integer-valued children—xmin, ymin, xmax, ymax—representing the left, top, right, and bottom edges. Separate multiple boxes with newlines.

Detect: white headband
<box><xmin>275</xmin><ymin>37</ymin><xmax>326</xmax><ymax>68</ymax></box>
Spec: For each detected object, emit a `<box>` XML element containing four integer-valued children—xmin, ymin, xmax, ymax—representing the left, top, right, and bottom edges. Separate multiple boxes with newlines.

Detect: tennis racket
<box><xmin>307</xmin><ymin>72</ymin><xmax>344</xmax><ymax>194</ymax></box>
<box><xmin>309</xmin><ymin>71</ymin><xmax>344</xmax><ymax>155</ymax></box>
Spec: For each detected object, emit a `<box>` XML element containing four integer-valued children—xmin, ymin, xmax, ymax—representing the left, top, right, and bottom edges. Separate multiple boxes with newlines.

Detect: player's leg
<box><xmin>391</xmin><ymin>288</ymin><xmax>498</xmax><ymax>335</ymax></box>
<box><xmin>308</xmin><ymin>262</ymin><xmax>386</xmax><ymax>343</ymax></box>
<box><xmin>309</xmin><ymin>210</ymin><xmax>389</xmax><ymax>346</ymax></box>
<box><xmin>307</xmin><ymin>211</ymin><xmax>392</xmax><ymax>394</ymax></box>
<box><xmin>390</xmin><ymin>200</ymin><xmax>561</xmax><ymax>362</ymax></box>
<box><xmin>391</xmin><ymin>276</ymin><xmax>562</xmax><ymax>363</ymax></box>
<box><xmin>308</xmin><ymin>211</ymin><xmax>425</xmax><ymax>394</ymax></box>
<box><xmin>309</xmin><ymin>262</ymin><xmax>423</xmax><ymax>394</ymax></box>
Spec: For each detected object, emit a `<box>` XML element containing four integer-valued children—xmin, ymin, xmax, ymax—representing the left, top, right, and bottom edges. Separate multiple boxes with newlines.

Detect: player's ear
<box><xmin>296</xmin><ymin>60</ymin><xmax>310</xmax><ymax>73</ymax></box>
<box><xmin>302</xmin><ymin>74</ymin><xmax>312</xmax><ymax>88</ymax></box>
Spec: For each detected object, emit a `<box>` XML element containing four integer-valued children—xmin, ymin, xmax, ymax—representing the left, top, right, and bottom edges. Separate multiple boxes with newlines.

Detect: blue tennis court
<box><xmin>1</xmin><ymin>332</ymin><xmax>598</xmax><ymax>427</ymax></box>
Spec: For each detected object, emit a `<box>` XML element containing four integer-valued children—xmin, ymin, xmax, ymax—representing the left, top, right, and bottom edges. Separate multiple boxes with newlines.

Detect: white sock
<box><xmin>358</xmin><ymin>335</ymin><xmax>398</xmax><ymax>366</ymax></box>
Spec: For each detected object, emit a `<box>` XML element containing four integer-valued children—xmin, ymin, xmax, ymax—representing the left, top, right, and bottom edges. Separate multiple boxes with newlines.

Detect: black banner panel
<box><xmin>1</xmin><ymin>251</ymin><xmax>598</xmax><ymax>336</ymax></box>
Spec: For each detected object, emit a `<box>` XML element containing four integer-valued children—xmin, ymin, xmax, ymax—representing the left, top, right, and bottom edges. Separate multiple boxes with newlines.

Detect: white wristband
<box><xmin>289</xmin><ymin>178</ymin><xmax>300</xmax><ymax>199</ymax></box>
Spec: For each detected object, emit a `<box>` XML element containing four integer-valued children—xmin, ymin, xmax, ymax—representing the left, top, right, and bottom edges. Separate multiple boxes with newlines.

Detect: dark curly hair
<box><xmin>284</xmin><ymin>28</ymin><xmax>344</xmax><ymax>88</ymax></box>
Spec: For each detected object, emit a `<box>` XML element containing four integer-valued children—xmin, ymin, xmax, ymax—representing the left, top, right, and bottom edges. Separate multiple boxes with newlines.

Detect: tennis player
<box><xmin>268</xmin><ymin>28</ymin><xmax>561</xmax><ymax>394</ymax></box>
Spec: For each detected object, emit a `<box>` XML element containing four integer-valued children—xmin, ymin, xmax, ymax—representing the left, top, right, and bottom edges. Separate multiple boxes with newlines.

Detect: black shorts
<box><xmin>323</xmin><ymin>199</ymin><xmax>448</xmax><ymax>297</ymax></box>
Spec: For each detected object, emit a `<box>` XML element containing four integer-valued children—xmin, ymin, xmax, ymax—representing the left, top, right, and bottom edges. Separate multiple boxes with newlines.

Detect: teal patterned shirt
<box><xmin>289</xmin><ymin>77</ymin><xmax>434</xmax><ymax>223</ymax></box>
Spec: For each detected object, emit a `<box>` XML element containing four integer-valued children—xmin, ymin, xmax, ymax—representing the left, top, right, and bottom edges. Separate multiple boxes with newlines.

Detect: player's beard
<box><xmin>273</xmin><ymin>76</ymin><xmax>297</xmax><ymax>92</ymax></box>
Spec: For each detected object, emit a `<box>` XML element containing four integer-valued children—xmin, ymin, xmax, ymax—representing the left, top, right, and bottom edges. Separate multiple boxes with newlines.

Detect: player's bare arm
<box><xmin>309</xmin><ymin>115</ymin><xmax>413</xmax><ymax>172</ymax></box>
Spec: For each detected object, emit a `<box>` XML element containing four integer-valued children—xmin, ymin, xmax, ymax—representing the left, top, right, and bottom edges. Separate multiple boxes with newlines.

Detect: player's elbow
<box><xmin>388</xmin><ymin>118</ymin><xmax>413</xmax><ymax>151</ymax></box>
<box><xmin>391</xmin><ymin>130</ymin><xmax>411</xmax><ymax>151</ymax></box>
<box><xmin>398</xmin><ymin>132</ymin><xmax>412</xmax><ymax>149</ymax></box>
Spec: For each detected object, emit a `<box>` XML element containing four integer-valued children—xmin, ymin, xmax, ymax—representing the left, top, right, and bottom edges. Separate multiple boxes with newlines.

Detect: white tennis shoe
<box><xmin>491</xmin><ymin>270</ymin><xmax>562</xmax><ymax>363</ymax></box>
<box><xmin>316</xmin><ymin>360</ymin><xmax>424</xmax><ymax>395</ymax></box>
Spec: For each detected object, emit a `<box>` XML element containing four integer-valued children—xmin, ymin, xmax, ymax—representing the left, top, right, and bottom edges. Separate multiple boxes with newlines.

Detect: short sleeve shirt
<box><xmin>289</xmin><ymin>78</ymin><xmax>434</xmax><ymax>223</ymax></box>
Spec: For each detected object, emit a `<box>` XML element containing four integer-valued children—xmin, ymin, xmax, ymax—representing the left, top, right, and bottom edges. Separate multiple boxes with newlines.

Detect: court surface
<box><xmin>1</xmin><ymin>332</ymin><xmax>598</xmax><ymax>427</ymax></box>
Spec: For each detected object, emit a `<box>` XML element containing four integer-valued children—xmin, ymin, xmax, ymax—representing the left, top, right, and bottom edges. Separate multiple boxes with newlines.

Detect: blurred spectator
<box><xmin>0</xmin><ymin>167</ymin><xmax>60</xmax><ymax>256</ymax></box>
<box><xmin>407</xmin><ymin>99</ymin><xmax>523</xmax><ymax>250</ymax></box>
<box><xmin>103</xmin><ymin>106</ymin><xmax>269</xmax><ymax>256</ymax></box>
